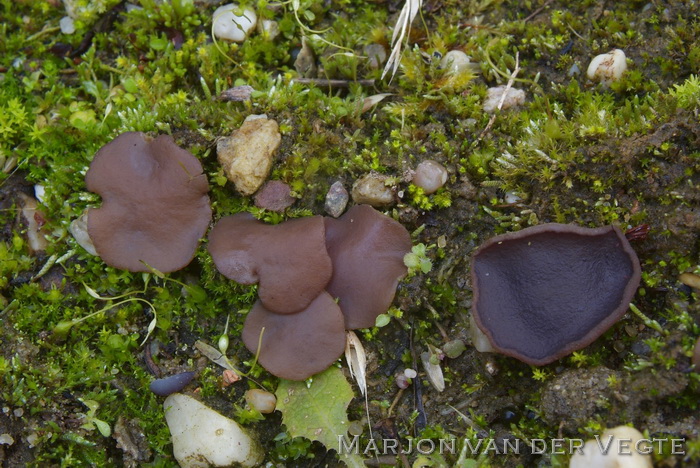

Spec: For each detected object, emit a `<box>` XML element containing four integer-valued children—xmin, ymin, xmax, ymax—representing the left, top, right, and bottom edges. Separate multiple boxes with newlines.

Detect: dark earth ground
<box><xmin>0</xmin><ymin>0</ymin><xmax>699</xmax><ymax>466</ymax></box>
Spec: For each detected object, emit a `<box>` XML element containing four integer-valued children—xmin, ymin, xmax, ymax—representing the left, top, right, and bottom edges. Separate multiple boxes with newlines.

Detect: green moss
<box><xmin>1</xmin><ymin>0</ymin><xmax>699</xmax><ymax>465</ymax></box>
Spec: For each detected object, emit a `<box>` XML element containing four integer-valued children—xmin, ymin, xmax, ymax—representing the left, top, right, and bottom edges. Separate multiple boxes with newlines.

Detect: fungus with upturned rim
<box><xmin>85</xmin><ymin>132</ymin><xmax>211</xmax><ymax>273</ymax></box>
<box><xmin>241</xmin><ymin>291</ymin><xmax>346</xmax><ymax>381</ymax></box>
<box><xmin>208</xmin><ymin>213</ymin><xmax>332</xmax><ymax>314</ymax></box>
<box><xmin>471</xmin><ymin>223</ymin><xmax>641</xmax><ymax>366</ymax></box>
<box><xmin>325</xmin><ymin>204</ymin><xmax>412</xmax><ymax>329</ymax></box>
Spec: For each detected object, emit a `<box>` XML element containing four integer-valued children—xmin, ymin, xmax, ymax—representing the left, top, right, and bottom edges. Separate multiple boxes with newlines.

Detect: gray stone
<box><xmin>324</xmin><ymin>181</ymin><xmax>348</xmax><ymax>218</ymax></box>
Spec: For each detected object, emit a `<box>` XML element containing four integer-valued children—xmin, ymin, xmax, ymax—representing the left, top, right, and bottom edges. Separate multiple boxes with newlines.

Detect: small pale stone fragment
<box><xmin>34</xmin><ymin>184</ymin><xmax>46</xmax><ymax>204</ymax></box>
<box><xmin>70</xmin><ymin>210</ymin><xmax>98</xmax><ymax>256</ymax></box>
<box><xmin>244</xmin><ymin>389</ymin><xmax>276</xmax><ymax>414</ymax></box>
<box><xmin>483</xmin><ymin>86</ymin><xmax>526</xmax><ymax>114</ymax></box>
<box><xmin>413</xmin><ymin>160</ymin><xmax>448</xmax><ymax>194</ymax></box>
<box><xmin>440</xmin><ymin>50</ymin><xmax>471</xmax><ymax>75</ymax></box>
<box><xmin>218</xmin><ymin>85</ymin><xmax>254</xmax><ymax>102</ymax></box>
<box><xmin>324</xmin><ymin>181</ymin><xmax>349</xmax><ymax>217</ymax></box>
<box><xmin>679</xmin><ymin>272</ymin><xmax>700</xmax><ymax>290</ymax></box>
<box><xmin>351</xmin><ymin>173</ymin><xmax>394</xmax><ymax>207</ymax></box>
<box><xmin>294</xmin><ymin>37</ymin><xmax>317</xmax><ymax>78</ymax></box>
<box><xmin>568</xmin><ymin>63</ymin><xmax>581</xmax><ymax>76</ymax></box>
<box><xmin>59</xmin><ymin>16</ymin><xmax>75</xmax><ymax>35</ymax></box>
<box><xmin>18</xmin><ymin>193</ymin><xmax>49</xmax><ymax>254</ymax></box>
<box><xmin>212</xmin><ymin>4</ymin><xmax>257</xmax><ymax>43</ymax></box>
<box><xmin>364</xmin><ymin>44</ymin><xmax>387</xmax><ymax>70</ymax></box>
<box><xmin>164</xmin><ymin>393</ymin><xmax>263</xmax><ymax>468</ymax></box>
<box><xmin>0</xmin><ymin>433</ymin><xmax>14</xmax><ymax>445</ymax></box>
<box><xmin>420</xmin><ymin>351</ymin><xmax>445</xmax><ymax>392</ymax></box>
<box><xmin>254</xmin><ymin>180</ymin><xmax>295</xmax><ymax>212</ymax></box>
<box><xmin>217</xmin><ymin>117</ymin><xmax>281</xmax><ymax>195</ymax></box>
<box><xmin>569</xmin><ymin>426</ymin><xmax>653</xmax><ymax>468</ymax></box>
<box><xmin>259</xmin><ymin>20</ymin><xmax>279</xmax><ymax>40</ymax></box>
<box><xmin>587</xmin><ymin>49</ymin><xmax>627</xmax><ymax>87</ymax></box>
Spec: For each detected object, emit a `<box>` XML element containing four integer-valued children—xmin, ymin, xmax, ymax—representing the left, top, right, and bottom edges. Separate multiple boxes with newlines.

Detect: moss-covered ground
<box><xmin>1</xmin><ymin>0</ymin><xmax>699</xmax><ymax>466</ymax></box>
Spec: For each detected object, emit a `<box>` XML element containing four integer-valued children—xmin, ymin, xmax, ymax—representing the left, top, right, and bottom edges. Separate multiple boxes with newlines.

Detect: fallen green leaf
<box><xmin>276</xmin><ymin>367</ymin><xmax>365</xmax><ymax>468</ymax></box>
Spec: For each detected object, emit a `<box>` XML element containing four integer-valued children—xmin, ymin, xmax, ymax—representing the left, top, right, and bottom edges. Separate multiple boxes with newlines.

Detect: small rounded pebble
<box><xmin>254</xmin><ymin>181</ymin><xmax>295</xmax><ymax>212</ymax></box>
<box><xmin>404</xmin><ymin>368</ymin><xmax>417</xmax><ymax>379</ymax></box>
<box><xmin>212</xmin><ymin>4</ymin><xmax>257</xmax><ymax>43</ymax></box>
<box><xmin>244</xmin><ymin>389</ymin><xmax>276</xmax><ymax>414</ymax></box>
<box><xmin>440</xmin><ymin>50</ymin><xmax>471</xmax><ymax>75</ymax></box>
<box><xmin>351</xmin><ymin>173</ymin><xmax>394</xmax><ymax>207</ymax></box>
<box><xmin>60</xmin><ymin>16</ymin><xmax>75</xmax><ymax>35</ymax></box>
<box><xmin>222</xmin><ymin>369</ymin><xmax>241</xmax><ymax>387</ymax></box>
<box><xmin>483</xmin><ymin>86</ymin><xmax>526</xmax><ymax>114</ymax></box>
<box><xmin>395</xmin><ymin>373</ymin><xmax>410</xmax><ymax>389</ymax></box>
<box><xmin>443</xmin><ymin>339</ymin><xmax>466</xmax><ymax>359</ymax></box>
<box><xmin>679</xmin><ymin>272</ymin><xmax>700</xmax><ymax>290</ymax></box>
<box><xmin>587</xmin><ymin>49</ymin><xmax>627</xmax><ymax>87</ymax></box>
<box><xmin>219</xmin><ymin>85</ymin><xmax>255</xmax><ymax>102</ymax></box>
<box><xmin>413</xmin><ymin>160</ymin><xmax>448</xmax><ymax>194</ymax></box>
<box><xmin>348</xmin><ymin>420</ymin><xmax>364</xmax><ymax>436</ymax></box>
<box><xmin>324</xmin><ymin>181</ymin><xmax>349</xmax><ymax>218</ymax></box>
<box><xmin>149</xmin><ymin>371</ymin><xmax>195</xmax><ymax>396</ymax></box>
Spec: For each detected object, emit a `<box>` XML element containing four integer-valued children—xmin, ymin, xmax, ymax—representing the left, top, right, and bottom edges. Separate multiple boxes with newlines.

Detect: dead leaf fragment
<box><xmin>345</xmin><ymin>331</ymin><xmax>367</xmax><ymax>396</ymax></box>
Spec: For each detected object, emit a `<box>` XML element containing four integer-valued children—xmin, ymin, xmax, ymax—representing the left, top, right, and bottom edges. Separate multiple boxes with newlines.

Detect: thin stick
<box><xmin>523</xmin><ymin>0</ymin><xmax>554</xmax><ymax>23</ymax></box>
<box><xmin>294</xmin><ymin>78</ymin><xmax>375</xmax><ymax>88</ymax></box>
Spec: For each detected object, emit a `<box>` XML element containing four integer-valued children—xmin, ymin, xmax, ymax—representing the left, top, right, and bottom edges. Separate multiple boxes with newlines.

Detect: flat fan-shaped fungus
<box><xmin>471</xmin><ymin>223</ymin><xmax>641</xmax><ymax>366</ymax></box>
<box><xmin>325</xmin><ymin>205</ymin><xmax>412</xmax><ymax>329</ymax></box>
<box><xmin>208</xmin><ymin>213</ymin><xmax>332</xmax><ymax>314</ymax></box>
<box><xmin>242</xmin><ymin>292</ymin><xmax>346</xmax><ymax>380</ymax></box>
<box><xmin>85</xmin><ymin>132</ymin><xmax>211</xmax><ymax>272</ymax></box>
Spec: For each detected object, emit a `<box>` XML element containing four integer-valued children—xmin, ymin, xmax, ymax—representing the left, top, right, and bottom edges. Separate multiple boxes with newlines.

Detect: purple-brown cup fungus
<box><xmin>84</xmin><ymin>132</ymin><xmax>211</xmax><ymax>273</ymax></box>
<box><xmin>471</xmin><ymin>223</ymin><xmax>641</xmax><ymax>366</ymax></box>
<box><xmin>209</xmin><ymin>204</ymin><xmax>412</xmax><ymax>380</ymax></box>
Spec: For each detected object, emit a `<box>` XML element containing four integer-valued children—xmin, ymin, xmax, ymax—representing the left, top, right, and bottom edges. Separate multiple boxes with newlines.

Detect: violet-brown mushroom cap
<box><xmin>471</xmin><ymin>223</ymin><xmax>641</xmax><ymax>366</ymax></box>
<box><xmin>85</xmin><ymin>132</ymin><xmax>211</xmax><ymax>273</ymax></box>
<box><xmin>242</xmin><ymin>292</ymin><xmax>346</xmax><ymax>380</ymax></box>
<box><xmin>324</xmin><ymin>205</ymin><xmax>412</xmax><ymax>329</ymax></box>
<box><xmin>208</xmin><ymin>213</ymin><xmax>332</xmax><ymax>314</ymax></box>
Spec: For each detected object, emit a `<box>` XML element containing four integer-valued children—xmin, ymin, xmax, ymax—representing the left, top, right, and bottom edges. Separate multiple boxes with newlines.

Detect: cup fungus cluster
<box><xmin>82</xmin><ymin>133</ymin><xmax>411</xmax><ymax>381</ymax></box>
<box><xmin>84</xmin><ymin>132</ymin><xmax>211</xmax><ymax>273</ymax></box>
<box><xmin>470</xmin><ymin>223</ymin><xmax>641</xmax><ymax>366</ymax></box>
<box><xmin>209</xmin><ymin>204</ymin><xmax>412</xmax><ymax>380</ymax></box>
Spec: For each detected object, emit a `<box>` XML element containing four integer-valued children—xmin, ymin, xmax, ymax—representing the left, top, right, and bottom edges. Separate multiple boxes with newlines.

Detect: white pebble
<box><xmin>587</xmin><ymin>49</ymin><xmax>627</xmax><ymax>87</ymax></box>
<box><xmin>59</xmin><ymin>16</ymin><xmax>75</xmax><ymax>35</ymax></box>
<box><xmin>244</xmin><ymin>389</ymin><xmax>276</xmax><ymax>414</ymax></box>
<box><xmin>212</xmin><ymin>4</ymin><xmax>257</xmax><ymax>43</ymax></box>
<box><xmin>413</xmin><ymin>160</ymin><xmax>448</xmax><ymax>194</ymax></box>
<box><xmin>483</xmin><ymin>86</ymin><xmax>526</xmax><ymax>114</ymax></box>
<box><xmin>34</xmin><ymin>184</ymin><xmax>46</xmax><ymax>204</ymax></box>
<box><xmin>440</xmin><ymin>50</ymin><xmax>471</xmax><ymax>75</ymax></box>
<box><xmin>164</xmin><ymin>393</ymin><xmax>263</xmax><ymax>467</ymax></box>
<box><xmin>569</xmin><ymin>426</ymin><xmax>653</xmax><ymax>468</ymax></box>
